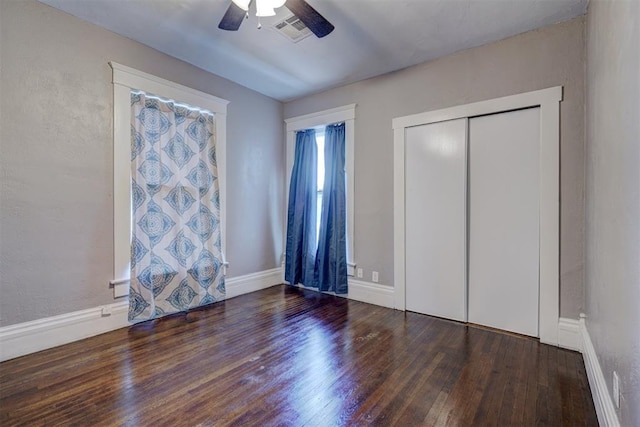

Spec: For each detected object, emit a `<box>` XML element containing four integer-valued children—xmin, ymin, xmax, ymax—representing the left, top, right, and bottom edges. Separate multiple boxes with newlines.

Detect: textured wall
<box><xmin>284</xmin><ymin>17</ymin><xmax>586</xmax><ymax>318</ymax></box>
<box><xmin>0</xmin><ymin>0</ymin><xmax>284</xmax><ymax>326</ymax></box>
<box><xmin>585</xmin><ymin>0</ymin><xmax>640</xmax><ymax>424</ymax></box>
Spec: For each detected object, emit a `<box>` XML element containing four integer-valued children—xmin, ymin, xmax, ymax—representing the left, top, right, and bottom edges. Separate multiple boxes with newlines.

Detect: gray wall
<box><xmin>585</xmin><ymin>0</ymin><xmax>640</xmax><ymax>424</ymax></box>
<box><xmin>285</xmin><ymin>17</ymin><xmax>586</xmax><ymax>318</ymax></box>
<box><xmin>0</xmin><ymin>0</ymin><xmax>284</xmax><ymax>326</ymax></box>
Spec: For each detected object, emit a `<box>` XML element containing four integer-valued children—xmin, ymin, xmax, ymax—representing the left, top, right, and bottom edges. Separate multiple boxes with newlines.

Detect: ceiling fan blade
<box><xmin>285</xmin><ymin>0</ymin><xmax>334</xmax><ymax>38</ymax></box>
<box><xmin>218</xmin><ymin>2</ymin><xmax>247</xmax><ymax>31</ymax></box>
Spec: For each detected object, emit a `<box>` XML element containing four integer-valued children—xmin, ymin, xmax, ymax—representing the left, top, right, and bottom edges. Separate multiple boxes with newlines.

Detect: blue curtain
<box><xmin>285</xmin><ymin>129</ymin><xmax>318</xmax><ymax>286</ymax></box>
<box><xmin>314</xmin><ymin>123</ymin><xmax>348</xmax><ymax>293</ymax></box>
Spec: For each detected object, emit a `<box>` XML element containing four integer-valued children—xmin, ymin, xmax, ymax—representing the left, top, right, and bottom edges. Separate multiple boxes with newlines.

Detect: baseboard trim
<box><xmin>0</xmin><ymin>301</ymin><xmax>130</xmax><ymax>362</ymax></box>
<box><xmin>226</xmin><ymin>267</ymin><xmax>283</xmax><ymax>298</ymax></box>
<box><xmin>0</xmin><ymin>267</ymin><xmax>284</xmax><ymax>362</ymax></box>
<box><xmin>287</xmin><ymin>279</ymin><xmax>396</xmax><ymax>309</ymax></box>
<box><xmin>580</xmin><ymin>316</ymin><xmax>620</xmax><ymax>427</ymax></box>
<box><xmin>348</xmin><ymin>279</ymin><xmax>395</xmax><ymax>308</ymax></box>
<box><xmin>557</xmin><ymin>317</ymin><xmax>582</xmax><ymax>352</ymax></box>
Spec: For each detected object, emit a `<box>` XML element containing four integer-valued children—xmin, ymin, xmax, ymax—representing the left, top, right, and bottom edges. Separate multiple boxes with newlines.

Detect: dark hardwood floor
<box><xmin>0</xmin><ymin>285</ymin><xmax>597</xmax><ymax>426</ymax></box>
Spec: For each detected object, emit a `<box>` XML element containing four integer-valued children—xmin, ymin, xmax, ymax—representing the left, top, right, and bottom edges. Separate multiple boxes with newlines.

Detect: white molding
<box><xmin>285</xmin><ymin>103</ymin><xmax>356</xmax><ymax>132</ymax></box>
<box><xmin>109</xmin><ymin>62</ymin><xmax>229</xmax><ymax>297</ymax></box>
<box><xmin>345</xmin><ymin>116</ymin><xmax>356</xmax><ymax>270</ymax></box>
<box><xmin>226</xmin><ymin>268</ymin><xmax>283</xmax><ymax>298</ymax></box>
<box><xmin>0</xmin><ymin>301</ymin><xmax>130</xmax><ymax>362</ymax></box>
<box><xmin>113</xmin><ymin>282</ymin><xmax>129</xmax><ymax>298</ymax></box>
<box><xmin>284</xmin><ymin>104</ymin><xmax>357</xmax><ymax>274</ymax></box>
<box><xmin>537</xmin><ymin>91</ymin><xmax>561</xmax><ymax>346</ymax></box>
<box><xmin>347</xmin><ymin>262</ymin><xmax>356</xmax><ymax>277</ymax></box>
<box><xmin>392</xmin><ymin>87</ymin><xmax>562</xmax><ymax>346</ymax></box>
<box><xmin>112</xmin><ymin>82</ymin><xmax>132</xmax><ymax>294</ymax></box>
<box><xmin>580</xmin><ymin>316</ymin><xmax>621</xmax><ymax>427</ymax></box>
<box><xmin>289</xmin><ymin>279</ymin><xmax>395</xmax><ymax>309</ymax></box>
<box><xmin>393</xmin><ymin>124</ymin><xmax>406</xmax><ymax>311</ymax></box>
<box><xmin>392</xmin><ymin>87</ymin><xmax>562</xmax><ymax>130</ymax></box>
<box><xmin>348</xmin><ymin>280</ymin><xmax>395</xmax><ymax>309</ymax></box>
<box><xmin>110</xmin><ymin>62</ymin><xmax>229</xmax><ymax>114</ymax></box>
<box><xmin>0</xmin><ymin>268</ymin><xmax>284</xmax><ymax>362</ymax></box>
<box><xmin>557</xmin><ymin>318</ymin><xmax>582</xmax><ymax>352</ymax></box>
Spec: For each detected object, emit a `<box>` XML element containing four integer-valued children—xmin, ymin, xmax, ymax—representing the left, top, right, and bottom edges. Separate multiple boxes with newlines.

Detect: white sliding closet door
<box><xmin>468</xmin><ymin>108</ymin><xmax>540</xmax><ymax>337</ymax></box>
<box><xmin>405</xmin><ymin>119</ymin><xmax>467</xmax><ymax>321</ymax></box>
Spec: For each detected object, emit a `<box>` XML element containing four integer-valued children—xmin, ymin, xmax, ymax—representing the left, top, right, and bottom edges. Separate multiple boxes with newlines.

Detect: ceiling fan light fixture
<box><xmin>219</xmin><ymin>0</ymin><xmax>334</xmax><ymax>38</ymax></box>
<box><xmin>231</xmin><ymin>0</ymin><xmax>251</xmax><ymax>11</ymax></box>
<box><xmin>256</xmin><ymin>0</ymin><xmax>277</xmax><ymax>17</ymax></box>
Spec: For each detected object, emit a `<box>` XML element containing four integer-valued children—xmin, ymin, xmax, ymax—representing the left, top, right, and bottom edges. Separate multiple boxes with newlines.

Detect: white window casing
<box><xmin>109</xmin><ymin>62</ymin><xmax>229</xmax><ymax>298</ymax></box>
<box><xmin>284</xmin><ymin>104</ymin><xmax>357</xmax><ymax>276</ymax></box>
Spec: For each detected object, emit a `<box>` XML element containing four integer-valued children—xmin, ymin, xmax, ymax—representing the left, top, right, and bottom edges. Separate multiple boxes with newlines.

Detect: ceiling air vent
<box><xmin>272</xmin><ymin>15</ymin><xmax>312</xmax><ymax>43</ymax></box>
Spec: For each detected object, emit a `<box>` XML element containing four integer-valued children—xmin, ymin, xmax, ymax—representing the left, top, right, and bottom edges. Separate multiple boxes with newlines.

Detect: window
<box><xmin>285</xmin><ymin>104</ymin><xmax>356</xmax><ymax>276</ymax></box>
<box><xmin>109</xmin><ymin>62</ymin><xmax>229</xmax><ymax>298</ymax></box>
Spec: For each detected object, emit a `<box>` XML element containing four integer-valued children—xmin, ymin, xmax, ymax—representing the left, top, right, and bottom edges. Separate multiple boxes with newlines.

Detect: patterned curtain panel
<box><xmin>128</xmin><ymin>91</ymin><xmax>225</xmax><ymax>322</ymax></box>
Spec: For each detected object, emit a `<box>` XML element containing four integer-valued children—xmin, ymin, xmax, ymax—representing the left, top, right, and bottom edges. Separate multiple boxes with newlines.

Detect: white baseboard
<box><xmin>557</xmin><ymin>317</ymin><xmax>582</xmax><ymax>352</ymax></box>
<box><xmin>0</xmin><ymin>300</ymin><xmax>130</xmax><ymax>362</ymax></box>
<box><xmin>348</xmin><ymin>279</ymin><xmax>395</xmax><ymax>309</ymax></box>
<box><xmin>287</xmin><ymin>279</ymin><xmax>396</xmax><ymax>309</ymax></box>
<box><xmin>580</xmin><ymin>316</ymin><xmax>620</xmax><ymax>427</ymax></box>
<box><xmin>226</xmin><ymin>267</ymin><xmax>283</xmax><ymax>298</ymax></box>
<box><xmin>0</xmin><ymin>268</ymin><xmax>284</xmax><ymax>362</ymax></box>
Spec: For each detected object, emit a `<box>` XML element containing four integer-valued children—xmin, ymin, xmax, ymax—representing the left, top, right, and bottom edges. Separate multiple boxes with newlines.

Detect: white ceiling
<box><xmin>40</xmin><ymin>0</ymin><xmax>587</xmax><ymax>102</ymax></box>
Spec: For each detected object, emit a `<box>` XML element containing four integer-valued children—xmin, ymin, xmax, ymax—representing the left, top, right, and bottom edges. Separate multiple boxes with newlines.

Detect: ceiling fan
<box><xmin>218</xmin><ymin>0</ymin><xmax>335</xmax><ymax>38</ymax></box>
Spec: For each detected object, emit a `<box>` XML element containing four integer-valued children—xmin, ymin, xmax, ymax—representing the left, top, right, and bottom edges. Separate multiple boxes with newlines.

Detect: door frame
<box><xmin>392</xmin><ymin>87</ymin><xmax>562</xmax><ymax>346</ymax></box>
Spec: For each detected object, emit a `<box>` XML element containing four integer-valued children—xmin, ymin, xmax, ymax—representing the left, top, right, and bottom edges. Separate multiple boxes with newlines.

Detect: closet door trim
<box><xmin>392</xmin><ymin>86</ymin><xmax>562</xmax><ymax>346</ymax></box>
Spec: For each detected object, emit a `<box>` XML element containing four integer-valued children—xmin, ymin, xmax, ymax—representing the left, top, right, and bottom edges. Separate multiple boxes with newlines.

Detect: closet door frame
<box><xmin>392</xmin><ymin>87</ymin><xmax>562</xmax><ymax>347</ymax></box>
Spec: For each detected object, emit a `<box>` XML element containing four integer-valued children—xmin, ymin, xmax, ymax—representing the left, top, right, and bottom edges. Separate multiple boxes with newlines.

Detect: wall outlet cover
<box><xmin>372</xmin><ymin>271</ymin><xmax>379</xmax><ymax>283</ymax></box>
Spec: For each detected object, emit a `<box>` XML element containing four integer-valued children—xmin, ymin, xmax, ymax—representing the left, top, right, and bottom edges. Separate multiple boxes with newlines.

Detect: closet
<box><xmin>467</xmin><ymin>109</ymin><xmax>540</xmax><ymax>336</ymax></box>
<box><xmin>394</xmin><ymin>88</ymin><xmax>561</xmax><ymax>342</ymax></box>
<box><xmin>405</xmin><ymin>118</ymin><xmax>467</xmax><ymax>322</ymax></box>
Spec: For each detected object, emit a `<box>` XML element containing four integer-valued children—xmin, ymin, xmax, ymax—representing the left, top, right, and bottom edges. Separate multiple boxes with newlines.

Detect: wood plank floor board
<box><xmin>371</xmin><ymin>317</ymin><xmax>452</xmax><ymax>424</ymax></box>
<box><xmin>348</xmin><ymin>329</ymin><xmax>442</xmax><ymax>424</ymax></box>
<box><xmin>0</xmin><ymin>285</ymin><xmax>597</xmax><ymax>426</ymax></box>
<box><xmin>521</xmin><ymin>339</ymin><xmax>540</xmax><ymax>426</ymax></box>
<box><xmin>291</xmin><ymin>311</ymin><xmax>403</xmax><ymax>426</ymax></box>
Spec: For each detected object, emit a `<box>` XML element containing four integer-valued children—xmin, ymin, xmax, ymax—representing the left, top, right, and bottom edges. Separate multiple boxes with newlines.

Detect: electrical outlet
<box><xmin>357</xmin><ymin>268</ymin><xmax>363</xmax><ymax>278</ymax></box>
<box><xmin>372</xmin><ymin>271</ymin><xmax>379</xmax><ymax>283</ymax></box>
<box><xmin>613</xmin><ymin>371</ymin><xmax>620</xmax><ymax>408</ymax></box>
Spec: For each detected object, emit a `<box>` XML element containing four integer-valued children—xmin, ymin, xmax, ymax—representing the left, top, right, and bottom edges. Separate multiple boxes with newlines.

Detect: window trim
<box><xmin>109</xmin><ymin>62</ymin><xmax>229</xmax><ymax>298</ymax></box>
<box><xmin>284</xmin><ymin>104</ymin><xmax>357</xmax><ymax>276</ymax></box>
